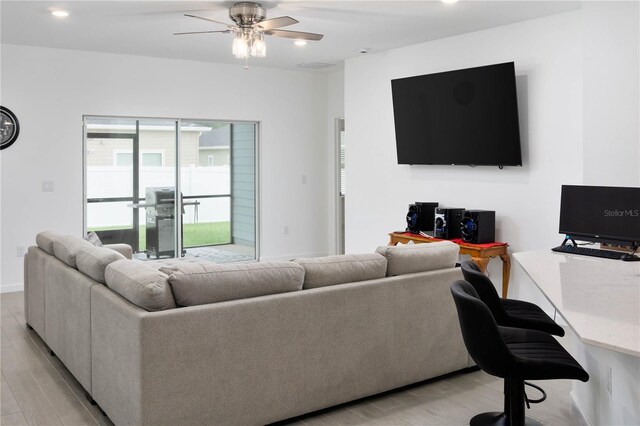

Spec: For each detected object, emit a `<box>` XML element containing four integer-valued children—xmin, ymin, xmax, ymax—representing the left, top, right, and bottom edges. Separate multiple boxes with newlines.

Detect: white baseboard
<box><xmin>1</xmin><ymin>283</ymin><xmax>24</xmax><ymax>294</ymax></box>
<box><xmin>260</xmin><ymin>251</ymin><xmax>328</xmax><ymax>262</ymax></box>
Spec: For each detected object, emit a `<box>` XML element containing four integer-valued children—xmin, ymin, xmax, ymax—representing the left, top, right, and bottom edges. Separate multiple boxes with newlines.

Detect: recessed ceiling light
<box><xmin>442</xmin><ymin>0</ymin><xmax>459</xmax><ymax>4</ymax></box>
<box><xmin>51</xmin><ymin>10</ymin><xmax>69</xmax><ymax>18</ymax></box>
<box><xmin>294</xmin><ymin>40</ymin><xmax>307</xmax><ymax>47</ymax></box>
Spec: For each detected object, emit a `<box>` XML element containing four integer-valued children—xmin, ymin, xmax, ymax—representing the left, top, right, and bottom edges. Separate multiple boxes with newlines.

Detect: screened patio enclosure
<box><xmin>83</xmin><ymin>116</ymin><xmax>257</xmax><ymax>263</ymax></box>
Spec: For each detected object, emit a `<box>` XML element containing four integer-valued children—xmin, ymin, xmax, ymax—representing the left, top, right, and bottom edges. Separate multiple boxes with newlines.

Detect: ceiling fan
<box><xmin>174</xmin><ymin>2</ymin><xmax>324</xmax><ymax>60</ymax></box>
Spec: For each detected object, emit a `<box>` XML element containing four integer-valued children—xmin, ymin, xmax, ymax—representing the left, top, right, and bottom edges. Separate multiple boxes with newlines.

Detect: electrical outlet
<box><xmin>42</xmin><ymin>180</ymin><xmax>55</xmax><ymax>192</ymax></box>
<box><xmin>284</xmin><ymin>225</ymin><xmax>289</xmax><ymax>235</ymax></box>
<box><xmin>16</xmin><ymin>246</ymin><xmax>27</xmax><ymax>257</ymax></box>
<box><xmin>301</xmin><ymin>175</ymin><xmax>307</xmax><ymax>185</ymax></box>
<box><xmin>606</xmin><ymin>367</ymin><xmax>612</xmax><ymax>396</ymax></box>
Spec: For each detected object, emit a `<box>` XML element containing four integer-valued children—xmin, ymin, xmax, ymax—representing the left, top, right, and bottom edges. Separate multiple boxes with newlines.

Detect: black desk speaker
<box><xmin>434</xmin><ymin>208</ymin><xmax>465</xmax><ymax>239</ymax></box>
<box><xmin>461</xmin><ymin>210</ymin><xmax>495</xmax><ymax>244</ymax></box>
<box><xmin>406</xmin><ymin>202</ymin><xmax>439</xmax><ymax>234</ymax></box>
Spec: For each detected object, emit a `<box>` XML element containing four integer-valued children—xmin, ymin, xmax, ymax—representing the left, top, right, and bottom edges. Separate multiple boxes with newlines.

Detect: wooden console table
<box><xmin>388</xmin><ymin>232</ymin><xmax>511</xmax><ymax>298</ymax></box>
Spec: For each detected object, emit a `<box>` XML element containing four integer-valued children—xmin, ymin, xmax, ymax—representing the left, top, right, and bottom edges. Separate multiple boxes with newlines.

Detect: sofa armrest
<box><xmin>104</xmin><ymin>243</ymin><xmax>133</xmax><ymax>259</ymax></box>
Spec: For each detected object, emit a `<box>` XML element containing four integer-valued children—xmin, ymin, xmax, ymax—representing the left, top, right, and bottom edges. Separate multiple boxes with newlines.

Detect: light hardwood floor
<box><xmin>1</xmin><ymin>291</ymin><xmax>586</xmax><ymax>426</ymax></box>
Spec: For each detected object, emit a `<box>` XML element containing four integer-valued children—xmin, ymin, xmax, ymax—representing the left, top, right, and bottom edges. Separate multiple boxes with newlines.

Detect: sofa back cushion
<box><xmin>76</xmin><ymin>246</ymin><xmax>126</xmax><ymax>284</ymax></box>
<box><xmin>162</xmin><ymin>261</ymin><xmax>304</xmax><ymax>307</ymax></box>
<box><xmin>53</xmin><ymin>235</ymin><xmax>95</xmax><ymax>269</ymax></box>
<box><xmin>36</xmin><ymin>231</ymin><xmax>62</xmax><ymax>255</ymax></box>
<box><xmin>376</xmin><ymin>241</ymin><xmax>459</xmax><ymax>276</ymax></box>
<box><xmin>102</xmin><ymin>243</ymin><xmax>133</xmax><ymax>260</ymax></box>
<box><xmin>294</xmin><ymin>253</ymin><xmax>387</xmax><ymax>289</ymax></box>
<box><xmin>105</xmin><ymin>260</ymin><xmax>177</xmax><ymax>311</ymax></box>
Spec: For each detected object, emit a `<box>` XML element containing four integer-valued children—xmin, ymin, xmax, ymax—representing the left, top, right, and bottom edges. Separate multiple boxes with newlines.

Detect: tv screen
<box><xmin>391</xmin><ymin>62</ymin><xmax>522</xmax><ymax>166</ymax></box>
<box><xmin>559</xmin><ymin>185</ymin><xmax>640</xmax><ymax>245</ymax></box>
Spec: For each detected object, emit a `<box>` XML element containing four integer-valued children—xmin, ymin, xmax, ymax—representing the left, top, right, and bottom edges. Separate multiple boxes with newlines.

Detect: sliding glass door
<box><xmin>179</xmin><ymin>120</ymin><xmax>232</xmax><ymax>253</ymax></box>
<box><xmin>84</xmin><ymin>116</ymin><xmax>257</xmax><ymax>262</ymax></box>
<box><xmin>85</xmin><ymin>117</ymin><xmax>179</xmax><ymax>257</ymax></box>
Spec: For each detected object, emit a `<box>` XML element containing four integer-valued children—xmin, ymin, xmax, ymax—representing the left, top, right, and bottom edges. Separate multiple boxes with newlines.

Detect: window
<box><xmin>142</xmin><ymin>152</ymin><xmax>163</xmax><ymax>167</ymax></box>
<box><xmin>116</xmin><ymin>152</ymin><xmax>133</xmax><ymax>167</ymax></box>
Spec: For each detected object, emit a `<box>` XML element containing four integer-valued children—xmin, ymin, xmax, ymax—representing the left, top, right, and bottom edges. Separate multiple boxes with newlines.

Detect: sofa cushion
<box><xmin>105</xmin><ymin>260</ymin><xmax>176</xmax><ymax>311</ymax></box>
<box><xmin>53</xmin><ymin>235</ymin><xmax>95</xmax><ymax>269</ymax></box>
<box><xmin>35</xmin><ymin>230</ymin><xmax>62</xmax><ymax>255</ymax></box>
<box><xmin>146</xmin><ymin>257</ymin><xmax>205</xmax><ymax>273</ymax></box>
<box><xmin>162</xmin><ymin>262</ymin><xmax>304</xmax><ymax>307</ymax></box>
<box><xmin>294</xmin><ymin>253</ymin><xmax>387</xmax><ymax>289</ymax></box>
<box><xmin>76</xmin><ymin>246</ymin><xmax>126</xmax><ymax>284</ymax></box>
<box><xmin>376</xmin><ymin>241</ymin><xmax>459</xmax><ymax>276</ymax></box>
<box><xmin>103</xmin><ymin>243</ymin><xmax>133</xmax><ymax>260</ymax></box>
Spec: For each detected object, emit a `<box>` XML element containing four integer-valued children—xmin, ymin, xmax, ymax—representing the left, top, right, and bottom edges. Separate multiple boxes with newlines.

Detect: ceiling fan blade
<box><xmin>264</xmin><ymin>29</ymin><xmax>324</xmax><ymax>41</ymax></box>
<box><xmin>257</xmin><ymin>16</ymin><xmax>298</xmax><ymax>30</ymax></box>
<box><xmin>173</xmin><ymin>30</ymin><xmax>231</xmax><ymax>36</ymax></box>
<box><xmin>184</xmin><ymin>14</ymin><xmax>231</xmax><ymax>28</ymax></box>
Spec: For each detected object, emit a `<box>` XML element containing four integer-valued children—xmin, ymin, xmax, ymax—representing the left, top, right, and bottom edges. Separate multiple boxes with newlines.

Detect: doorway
<box><xmin>336</xmin><ymin>118</ymin><xmax>345</xmax><ymax>254</ymax></box>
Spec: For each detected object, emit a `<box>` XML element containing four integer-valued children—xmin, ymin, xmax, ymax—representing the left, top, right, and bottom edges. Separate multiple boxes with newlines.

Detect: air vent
<box><xmin>296</xmin><ymin>62</ymin><xmax>336</xmax><ymax>70</ymax></box>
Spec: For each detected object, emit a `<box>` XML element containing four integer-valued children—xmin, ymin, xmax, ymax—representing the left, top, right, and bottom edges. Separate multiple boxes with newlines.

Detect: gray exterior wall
<box><xmin>231</xmin><ymin>124</ymin><xmax>256</xmax><ymax>249</ymax></box>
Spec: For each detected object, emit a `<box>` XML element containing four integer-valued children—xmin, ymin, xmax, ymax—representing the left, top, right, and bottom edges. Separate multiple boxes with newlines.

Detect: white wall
<box><xmin>344</xmin><ymin>5</ymin><xmax>639</xmax><ymax>307</ymax></box>
<box><xmin>582</xmin><ymin>1</ymin><xmax>640</xmax><ymax>185</ymax></box>
<box><xmin>0</xmin><ymin>45</ymin><xmax>331</xmax><ymax>290</ymax></box>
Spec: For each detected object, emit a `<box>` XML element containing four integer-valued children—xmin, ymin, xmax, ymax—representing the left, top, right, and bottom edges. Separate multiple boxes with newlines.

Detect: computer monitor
<box><xmin>559</xmin><ymin>185</ymin><xmax>640</xmax><ymax>246</ymax></box>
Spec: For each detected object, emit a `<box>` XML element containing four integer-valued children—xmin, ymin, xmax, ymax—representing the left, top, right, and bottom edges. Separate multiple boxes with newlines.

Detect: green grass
<box><xmin>181</xmin><ymin>222</ymin><xmax>231</xmax><ymax>247</ymax></box>
<box><xmin>88</xmin><ymin>221</ymin><xmax>231</xmax><ymax>250</ymax></box>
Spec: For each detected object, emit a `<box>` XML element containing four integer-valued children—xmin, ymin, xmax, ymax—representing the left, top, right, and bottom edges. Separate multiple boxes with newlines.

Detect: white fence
<box><xmin>87</xmin><ymin>166</ymin><xmax>231</xmax><ymax>228</ymax></box>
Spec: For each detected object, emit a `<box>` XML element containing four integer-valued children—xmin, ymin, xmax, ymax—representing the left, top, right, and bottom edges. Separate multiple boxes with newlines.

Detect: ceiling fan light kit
<box><xmin>232</xmin><ymin>27</ymin><xmax>266</xmax><ymax>59</ymax></box>
<box><xmin>176</xmin><ymin>1</ymin><xmax>323</xmax><ymax>62</ymax></box>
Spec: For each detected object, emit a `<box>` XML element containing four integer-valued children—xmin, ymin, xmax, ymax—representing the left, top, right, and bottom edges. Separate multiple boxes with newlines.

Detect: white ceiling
<box><xmin>1</xmin><ymin>1</ymin><xmax>581</xmax><ymax>70</ymax></box>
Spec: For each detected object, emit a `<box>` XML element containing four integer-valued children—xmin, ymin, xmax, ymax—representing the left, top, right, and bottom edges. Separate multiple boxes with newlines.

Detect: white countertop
<box><xmin>513</xmin><ymin>250</ymin><xmax>640</xmax><ymax>357</ymax></box>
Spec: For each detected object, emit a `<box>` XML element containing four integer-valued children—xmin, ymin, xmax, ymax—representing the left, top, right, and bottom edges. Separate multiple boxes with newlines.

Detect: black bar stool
<box><xmin>461</xmin><ymin>260</ymin><xmax>564</xmax><ymax>336</ymax></box>
<box><xmin>450</xmin><ymin>280</ymin><xmax>588</xmax><ymax>426</ymax></box>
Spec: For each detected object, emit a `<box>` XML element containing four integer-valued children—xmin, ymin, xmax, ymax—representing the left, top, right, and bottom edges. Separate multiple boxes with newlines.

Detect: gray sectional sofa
<box><xmin>25</xmin><ymin>231</ymin><xmax>472</xmax><ymax>425</ymax></box>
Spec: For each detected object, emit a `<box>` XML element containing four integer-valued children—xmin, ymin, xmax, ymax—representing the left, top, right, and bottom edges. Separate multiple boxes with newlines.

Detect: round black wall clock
<box><xmin>1</xmin><ymin>106</ymin><xmax>20</xmax><ymax>150</ymax></box>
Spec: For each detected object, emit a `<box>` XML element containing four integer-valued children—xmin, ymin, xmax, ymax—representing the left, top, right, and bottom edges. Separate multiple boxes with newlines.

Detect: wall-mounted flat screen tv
<box><xmin>391</xmin><ymin>62</ymin><xmax>522</xmax><ymax>166</ymax></box>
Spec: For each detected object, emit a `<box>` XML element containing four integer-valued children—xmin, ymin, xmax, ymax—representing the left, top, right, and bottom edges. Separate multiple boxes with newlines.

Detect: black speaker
<box><xmin>406</xmin><ymin>202</ymin><xmax>439</xmax><ymax>234</ymax></box>
<box><xmin>406</xmin><ymin>204</ymin><xmax>420</xmax><ymax>233</ymax></box>
<box><xmin>434</xmin><ymin>208</ymin><xmax>465</xmax><ymax>239</ymax></box>
<box><xmin>461</xmin><ymin>210</ymin><xmax>496</xmax><ymax>244</ymax></box>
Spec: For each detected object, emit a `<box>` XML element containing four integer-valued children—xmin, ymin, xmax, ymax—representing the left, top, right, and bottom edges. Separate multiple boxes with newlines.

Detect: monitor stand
<box><xmin>560</xmin><ymin>236</ymin><xmax>578</xmax><ymax>247</ymax></box>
